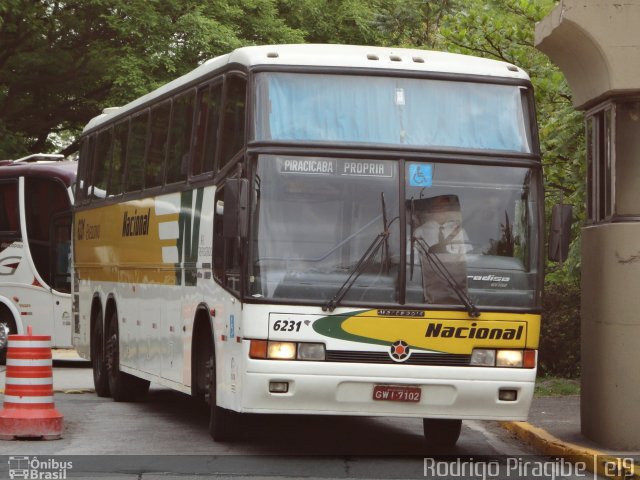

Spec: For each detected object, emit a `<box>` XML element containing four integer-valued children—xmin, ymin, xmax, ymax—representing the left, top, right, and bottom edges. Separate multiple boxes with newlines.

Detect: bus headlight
<box><xmin>250</xmin><ymin>340</ymin><xmax>326</xmax><ymax>361</ymax></box>
<box><xmin>496</xmin><ymin>350</ymin><xmax>523</xmax><ymax>368</ymax></box>
<box><xmin>267</xmin><ymin>341</ymin><xmax>297</xmax><ymax>360</ymax></box>
<box><xmin>297</xmin><ymin>343</ymin><xmax>325</xmax><ymax>361</ymax></box>
<box><xmin>471</xmin><ymin>349</ymin><xmax>496</xmax><ymax>367</ymax></box>
<box><xmin>471</xmin><ymin>349</ymin><xmax>536</xmax><ymax>368</ymax></box>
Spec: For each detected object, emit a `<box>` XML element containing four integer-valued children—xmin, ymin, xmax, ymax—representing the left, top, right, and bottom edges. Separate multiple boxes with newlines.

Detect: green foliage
<box><xmin>539</xmin><ymin>283</ymin><xmax>581</xmax><ymax>378</ymax></box>
<box><xmin>279</xmin><ymin>0</ymin><xmax>382</xmax><ymax>45</ymax></box>
<box><xmin>278</xmin><ymin>0</ymin><xmax>453</xmax><ymax>48</ymax></box>
<box><xmin>535</xmin><ymin>376</ymin><xmax>580</xmax><ymax>396</ymax></box>
<box><xmin>0</xmin><ymin>0</ymin><xmax>304</xmax><ymax>158</ymax></box>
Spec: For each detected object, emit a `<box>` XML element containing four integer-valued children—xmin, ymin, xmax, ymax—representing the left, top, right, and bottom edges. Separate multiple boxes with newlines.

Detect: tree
<box><xmin>277</xmin><ymin>0</ymin><xmax>455</xmax><ymax>48</ymax></box>
<box><xmin>0</xmin><ymin>0</ymin><xmax>304</xmax><ymax>158</ymax></box>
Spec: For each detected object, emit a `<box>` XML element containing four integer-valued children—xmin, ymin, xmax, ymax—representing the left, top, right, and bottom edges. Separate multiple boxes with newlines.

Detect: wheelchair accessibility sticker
<box><xmin>408</xmin><ymin>164</ymin><xmax>433</xmax><ymax>187</ymax></box>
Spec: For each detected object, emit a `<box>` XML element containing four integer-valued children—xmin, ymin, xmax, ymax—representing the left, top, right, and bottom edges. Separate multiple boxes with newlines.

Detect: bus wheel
<box><xmin>423</xmin><ymin>418</ymin><xmax>462</xmax><ymax>448</ymax></box>
<box><xmin>91</xmin><ymin>310</ymin><xmax>110</xmax><ymax>397</ymax></box>
<box><xmin>0</xmin><ymin>307</ymin><xmax>16</xmax><ymax>365</ymax></box>
<box><xmin>207</xmin><ymin>352</ymin><xmax>235</xmax><ymax>441</ymax></box>
<box><xmin>105</xmin><ymin>311</ymin><xmax>150</xmax><ymax>402</ymax></box>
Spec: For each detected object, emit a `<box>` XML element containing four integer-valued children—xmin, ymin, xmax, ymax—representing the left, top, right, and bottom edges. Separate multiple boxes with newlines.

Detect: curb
<box><xmin>501</xmin><ymin>421</ymin><xmax>640</xmax><ymax>480</ymax></box>
<box><xmin>60</xmin><ymin>389</ymin><xmax>95</xmax><ymax>394</ymax></box>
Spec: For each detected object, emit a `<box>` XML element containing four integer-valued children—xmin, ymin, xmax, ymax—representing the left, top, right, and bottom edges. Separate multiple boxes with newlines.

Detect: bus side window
<box><xmin>213</xmin><ymin>186</ymin><xmax>241</xmax><ymax>294</ymax></box>
<box><xmin>25</xmin><ymin>178</ymin><xmax>70</xmax><ymax>288</ymax></box>
<box><xmin>146</xmin><ymin>100</ymin><xmax>171</xmax><ymax>189</ymax></box>
<box><xmin>219</xmin><ymin>75</ymin><xmax>246</xmax><ymax>172</ymax></box>
<box><xmin>108</xmin><ymin>119</ymin><xmax>129</xmax><ymax>197</ymax></box>
<box><xmin>166</xmin><ymin>90</ymin><xmax>195</xmax><ymax>185</ymax></box>
<box><xmin>192</xmin><ymin>82</ymin><xmax>222</xmax><ymax>177</ymax></box>
<box><xmin>77</xmin><ymin>135</ymin><xmax>96</xmax><ymax>203</ymax></box>
<box><xmin>90</xmin><ymin>128</ymin><xmax>113</xmax><ymax>199</ymax></box>
<box><xmin>125</xmin><ymin>111</ymin><xmax>149</xmax><ymax>192</ymax></box>
<box><xmin>0</xmin><ymin>180</ymin><xmax>19</xmax><ymax>237</ymax></box>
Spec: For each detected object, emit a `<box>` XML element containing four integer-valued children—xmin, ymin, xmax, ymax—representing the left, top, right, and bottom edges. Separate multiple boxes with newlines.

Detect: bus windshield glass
<box><xmin>254</xmin><ymin>73</ymin><xmax>533</xmax><ymax>153</ymax></box>
<box><xmin>248</xmin><ymin>156</ymin><xmax>540</xmax><ymax>310</ymax></box>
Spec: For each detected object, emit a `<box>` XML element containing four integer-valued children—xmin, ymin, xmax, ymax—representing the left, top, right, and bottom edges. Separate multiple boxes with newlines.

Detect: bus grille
<box><xmin>325</xmin><ymin>351</ymin><xmax>471</xmax><ymax>366</ymax></box>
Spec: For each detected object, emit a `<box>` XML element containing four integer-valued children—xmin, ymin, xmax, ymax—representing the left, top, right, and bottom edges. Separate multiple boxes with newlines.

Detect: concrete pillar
<box><xmin>581</xmin><ymin>224</ymin><xmax>640</xmax><ymax>448</ymax></box>
<box><xmin>536</xmin><ymin>1</ymin><xmax>640</xmax><ymax>449</ymax></box>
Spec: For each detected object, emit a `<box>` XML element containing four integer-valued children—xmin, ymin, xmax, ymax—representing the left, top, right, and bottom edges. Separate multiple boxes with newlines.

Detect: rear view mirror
<box><xmin>548</xmin><ymin>204</ymin><xmax>573</xmax><ymax>262</ymax></box>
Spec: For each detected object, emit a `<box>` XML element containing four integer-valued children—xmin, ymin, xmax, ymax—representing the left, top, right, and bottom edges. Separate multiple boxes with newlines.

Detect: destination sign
<box><xmin>341</xmin><ymin>161</ymin><xmax>392</xmax><ymax>177</ymax></box>
<box><xmin>282</xmin><ymin>158</ymin><xmax>337</xmax><ymax>174</ymax></box>
<box><xmin>281</xmin><ymin>158</ymin><xmax>393</xmax><ymax>177</ymax></box>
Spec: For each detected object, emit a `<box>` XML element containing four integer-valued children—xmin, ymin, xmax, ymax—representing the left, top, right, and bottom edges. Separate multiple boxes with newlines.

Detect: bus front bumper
<box><xmin>237</xmin><ymin>359</ymin><xmax>536</xmax><ymax>420</ymax></box>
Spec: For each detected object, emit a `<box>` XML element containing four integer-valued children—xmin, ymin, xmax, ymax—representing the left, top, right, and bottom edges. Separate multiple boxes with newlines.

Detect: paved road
<box><xmin>0</xmin><ymin>366</ymin><xmax>601</xmax><ymax>479</ymax></box>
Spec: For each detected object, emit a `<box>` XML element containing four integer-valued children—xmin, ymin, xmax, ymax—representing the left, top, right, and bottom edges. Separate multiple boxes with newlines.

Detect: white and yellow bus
<box><xmin>0</xmin><ymin>154</ymin><xmax>75</xmax><ymax>360</ymax></box>
<box><xmin>73</xmin><ymin>44</ymin><xmax>543</xmax><ymax>447</ymax></box>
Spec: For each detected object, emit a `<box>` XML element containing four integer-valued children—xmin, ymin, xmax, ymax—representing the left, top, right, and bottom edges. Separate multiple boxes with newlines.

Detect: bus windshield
<box><xmin>248</xmin><ymin>156</ymin><xmax>541</xmax><ymax>310</ymax></box>
<box><xmin>254</xmin><ymin>72</ymin><xmax>533</xmax><ymax>153</ymax></box>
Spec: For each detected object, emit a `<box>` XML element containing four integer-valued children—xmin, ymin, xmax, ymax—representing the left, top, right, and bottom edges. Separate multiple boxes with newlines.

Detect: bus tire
<box><xmin>207</xmin><ymin>348</ymin><xmax>236</xmax><ymax>441</ymax></box>
<box><xmin>210</xmin><ymin>404</ymin><xmax>236</xmax><ymax>442</ymax></box>
<box><xmin>91</xmin><ymin>309</ymin><xmax>110</xmax><ymax>397</ymax></box>
<box><xmin>0</xmin><ymin>306</ymin><xmax>16</xmax><ymax>365</ymax></box>
<box><xmin>106</xmin><ymin>311</ymin><xmax>150</xmax><ymax>402</ymax></box>
<box><xmin>423</xmin><ymin>418</ymin><xmax>462</xmax><ymax>448</ymax></box>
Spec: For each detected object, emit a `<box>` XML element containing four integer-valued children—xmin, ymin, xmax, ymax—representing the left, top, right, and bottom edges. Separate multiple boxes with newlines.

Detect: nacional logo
<box><xmin>389</xmin><ymin>340</ymin><xmax>411</xmax><ymax>363</ymax></box>
<box><xmin>122</xmin><ymin>208</ymin><xmax>151</xmax><ymax>237</ymax></box>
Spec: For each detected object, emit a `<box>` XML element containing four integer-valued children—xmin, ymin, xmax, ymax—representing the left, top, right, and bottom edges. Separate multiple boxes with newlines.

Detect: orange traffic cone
<box><xmin>0</xmin><ymin>327</ymin><xmax>63</xmax><ymax>440</ymax></box>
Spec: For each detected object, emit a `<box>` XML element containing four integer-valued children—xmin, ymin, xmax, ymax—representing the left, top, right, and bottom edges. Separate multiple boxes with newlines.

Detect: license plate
<box><xmin>372</xmin><ymin>385</ymin><xmax>421</xmax><ymax>403</ymax></box>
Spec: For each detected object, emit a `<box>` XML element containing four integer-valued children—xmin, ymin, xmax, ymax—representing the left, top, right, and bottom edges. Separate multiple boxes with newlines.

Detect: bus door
<box><xmin>23</xmin><ymin>177</ymin><xmax>72</xmax><ymax>346</ymax></box>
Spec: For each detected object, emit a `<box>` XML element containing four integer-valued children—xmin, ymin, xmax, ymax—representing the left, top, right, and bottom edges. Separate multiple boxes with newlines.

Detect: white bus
<box><xmin>73</xmin><ymin>44</ymin><xmax>544</xmax><ymax>447</ymax></box>
<box><xmin>0</xmin><ymin>154</ymin><xmax>75</xmax><ymax>360</ymax></box>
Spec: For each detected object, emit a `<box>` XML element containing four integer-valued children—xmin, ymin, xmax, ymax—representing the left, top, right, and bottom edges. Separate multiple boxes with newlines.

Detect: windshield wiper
<box><xmin>413</xmin><ymin>237</ymin><xmax>480</xmax><ymax>318</ymax></box>
<box><xmin>322</xmin><ymin>193</ymin><xmax>391</xmax><ymax>312</ymax></box>
<box><xmin>408</xmin><ymin>198</ymin><xmax>480</xmax><ymax>318</ymax></box>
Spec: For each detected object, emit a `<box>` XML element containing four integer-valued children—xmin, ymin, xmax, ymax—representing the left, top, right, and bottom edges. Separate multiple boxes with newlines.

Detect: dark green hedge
<box><xmin>539</xmin><ymin>283</ymin><xmax>581</xmax><ymax>378</ymax></box>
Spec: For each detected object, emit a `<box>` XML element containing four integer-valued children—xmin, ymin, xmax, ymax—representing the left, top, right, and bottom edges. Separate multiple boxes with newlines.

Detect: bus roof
<box><xmin>83</xmin><ymin>44</ymin><xmax>531</xmax><ymax>133</ymax></box>
<box><xmin>0</xmin><ymin>160</ymin><xmax>77</xmax><ymax>187</ymax></box>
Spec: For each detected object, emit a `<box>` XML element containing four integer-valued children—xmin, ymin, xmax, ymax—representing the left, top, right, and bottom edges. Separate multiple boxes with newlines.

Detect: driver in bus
<box><xmin>410</xmin><ymin>194</ymin><xmax>471</xmax><ymax>304</ymax></box>
<box><xmin>413</xmin><ymin>194</ymin><xmax>471</xmax><ymax>254</ymax></box>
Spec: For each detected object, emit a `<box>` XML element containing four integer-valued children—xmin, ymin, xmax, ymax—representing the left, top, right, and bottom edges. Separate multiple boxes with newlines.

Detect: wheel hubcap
<box><xmin>0</xmin><ymin>322</ymin><xmax>9</xmax><ymax>350</ymax></box>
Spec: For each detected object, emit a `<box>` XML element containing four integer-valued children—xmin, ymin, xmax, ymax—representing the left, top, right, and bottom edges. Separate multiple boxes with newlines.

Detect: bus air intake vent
<box><xmin>325</xmin><ymin>350</ymin><xmax>471</xmax><ymax>366</ymax></box>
